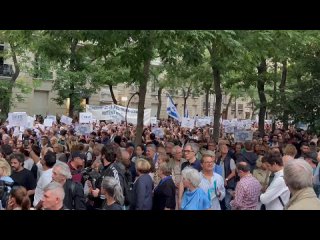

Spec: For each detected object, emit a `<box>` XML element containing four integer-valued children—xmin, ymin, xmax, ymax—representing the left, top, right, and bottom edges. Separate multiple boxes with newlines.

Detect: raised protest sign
<box><xmin>79</xmin><ymin>112</ymin><xmax>93</xmax><ymax>124</ymax></box>
<box><xmin>60</xmin><ymin>115</ymin><xmax>73</xmax><ymax>125</ymax></box>
<box><xmin>86</xmin><ymin>104</ymin><xmax>151</xmax><ymax>125</ymax></box>
<box><xmin>181</xmin><ymin>117</ymin><xmax>195</xmax><ymax>129</ymax></box>
<box><xmin>234</xmin><ymin>130</ymin><xmax>253</xmax><ymax>143</ymax></box>
<box><xmin>44</xmin><ymin>119</ymin><xmax>53</xmax><ymax>127</ymax></box>
<box><xmin>8</xmin><ymin>112</ymin><xmax>28</xmax><ymax>127</ymax></box>
<box><xmin>46</xmin><ymin>115</ymin><xmax>57</xmax><ymax>123</ymax></box>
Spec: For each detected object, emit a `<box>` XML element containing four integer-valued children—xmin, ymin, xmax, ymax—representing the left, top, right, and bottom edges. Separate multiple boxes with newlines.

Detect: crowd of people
<box><xmin>0</xmin><ymin>116</ymin><xmax>320</xmax><ymax>210</ymax></box>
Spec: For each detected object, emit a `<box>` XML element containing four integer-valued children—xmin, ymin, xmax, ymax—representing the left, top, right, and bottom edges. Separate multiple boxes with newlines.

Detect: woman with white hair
<box><xmin>284</xmin><ymin>159</ymin><xmax>320</xmax><ymax>210</ymax></box>
<box><xmin>180</xmin><ymin>167</ymin><xmax>211</xmax><ymax>210</ymax></box>
<box><xmin>101</xmin><ymin>177</ymin><xmax>124</xmax><ymax>210</ymax></box>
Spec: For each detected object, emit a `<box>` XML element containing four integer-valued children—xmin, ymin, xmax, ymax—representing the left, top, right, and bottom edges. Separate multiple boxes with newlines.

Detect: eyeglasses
<box><xmin>183</xmin><ymin>150</ymin><xmax>194</xmax><ymax>153</ymax></box>
<box><xmin>203</xmin><ymin>161</ymin><xmax>214</xmax><ymax>165</ymax></box>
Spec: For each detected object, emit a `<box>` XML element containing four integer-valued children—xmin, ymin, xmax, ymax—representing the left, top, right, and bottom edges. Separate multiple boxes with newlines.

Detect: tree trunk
<box><xmin>135</xmin><ymin>55</ymin><xmax>151</xmax><ymax>146</ymax></box>
<box><xmin>257</xmin><ymin>59</ymin><xmax>267</xmax><ymax>136</ymax></box>
<box><xmin>68</xmin><ymin>39</ymin><xmax>78</xmax><ymax>118</ymax></box>
<box><xmin>272</xmin><ymin>62</ymin><xmax>277</xmax><ymax>132</ymax></box>
<box><xmin>109</xmin><ymin>84</ymin><xmax>118</xmax><ymax>104</ymax></box>
<box><xmin>213</xmin><ymin>68</ymin><xmax>222</xmax><ymax>143</ymax></box>
<box><xmin>182</xmin><ymin>84</ymin><xmax>192</xmax><ymax>117</ymax></box>
<box><xmin>279</xmin><ymin>60</ymin><xmax>288</xmax><ymax>130</ymax></box>
<box><xmin>225</xmin><ymin>95</ymin><xmax>233</xmax><ymax>120</ymax></box>
<box><xmin>183</xmin><ymin>96</ymin><xmax>187</xmax><ymax>117</ymax></box>
<box><xmin>0</xmin><ymin>43</ymin><xmax>20</xmax><ymax>120</ymax></box>
<box><xmin>156</xmin><ymin>86</ymin><xmax>163</xmax><ymax>119</ymax></box>
<box><xmin>205</xmin><ymin>88</ymin><xmax>210</xmax><ymax>116</ymax></box>
<box><xmin>0</xmin><ymin>81</ymin><xmax>14</xmax><ymax>120</ymax></box>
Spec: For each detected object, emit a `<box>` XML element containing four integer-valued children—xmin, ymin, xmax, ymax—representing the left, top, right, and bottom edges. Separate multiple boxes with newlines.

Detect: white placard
<box><xmin>13</xmin><ymin>127</ymin><xmax>20</xmax><ymax>137</ymax></box>
<box><xmin>79</xmin><ymin>112</ymin><xmax>92</xmax><ymax>124</ymax></box>
<box><xmin>61</xmin><ymin>115</ymin><xmax>73</xmax><ymax>125</ymax></box>
<box><xmin>152</xmin><ymin>127</ymin><xmax>164</xmax><ymax>138</ymax></box>
<box><xmin>8</xmin><ymin>112</ymin><xmax>28</xmax><ymax>127</ymax></box>
<box><xmin>196</xmin><ymin>117</ymin><xmax>211</xmax><ymax>127</ymax></box>
<box><xmin>44</xmin><ymin>119</ymin><xmax>53</xmax><ymax>127</ymax></box>
<box><xmin>86</xmin><ymin>104</ymin><xmax>151</xmax><ymax>125</ymax></box>
<box><xmin>150</xmin><ymin>117</ymin><xmax>157</xmax><ymax>125</ymax></box>
<box><xmin>27</xmin><ymin>116</ymin><xmax>34</xmax><ymax>129</ymax></box>
<box><xmin>181</xmin><ymin>117</ymin><xmax>195</xmax><ymax>129</ymax></box>
<box><xmin>234</xmin><ymin>130</ymin><xmax>253</xmax><ymax>143</ymax></box>
<box><xmin>77</xmin><ymin>124</ymin><xmax>92</xmax><ymax>135</ymax></box>
<box><xmin>224</xmin><ymin>126</ymin><xmax>235</xmax><ymax>133</ymax></box>
<box><xmin>46</xmin><ymin>115</ymin><xmax>57</xmax><ymax>123</ymax></box>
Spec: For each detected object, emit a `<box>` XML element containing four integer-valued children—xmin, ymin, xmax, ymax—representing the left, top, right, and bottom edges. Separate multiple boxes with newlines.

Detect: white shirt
<box><xmin>24</xmin><ymin>158</ymin><xmax>34</xmax><ymax>171</ymax></box>
<box><xmin>33</xmin><ymin>168</ymin><xmax>53</xmax><ymax>207</ymax></box>
<box><xmin>260</xmin><ymin>169</ymin><xmax>290</xmax><ymax>210</ymax></box>
<box><xmin>199</xmin><ymin>172</ymin><xmax>226</xmax><ymax>210</ymax></box>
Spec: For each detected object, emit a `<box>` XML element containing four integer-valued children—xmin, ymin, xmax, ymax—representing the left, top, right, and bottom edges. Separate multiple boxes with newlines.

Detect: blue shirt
<box><xmin>181</xmin><ymin>188</ymin><xmax>211</xmax><ymax>210</ymax></box>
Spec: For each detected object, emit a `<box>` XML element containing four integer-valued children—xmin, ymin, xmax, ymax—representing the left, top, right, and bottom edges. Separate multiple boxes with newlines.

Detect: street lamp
<box><xmin>125</xmin><ymin>92</ymin><xmax>139</xmax><ymax>128</ymax></box>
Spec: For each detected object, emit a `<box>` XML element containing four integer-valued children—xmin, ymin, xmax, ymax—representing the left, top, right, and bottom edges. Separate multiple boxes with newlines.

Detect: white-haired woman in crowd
<box><xmin>180</xmin><ymin>167</ymin><xmax>211</xmax><ymax>210</ymax></box>
<box><xmin>101</xmin><ymin>176</ymin><xmax>124</xmax><ymax>210</ymax></box>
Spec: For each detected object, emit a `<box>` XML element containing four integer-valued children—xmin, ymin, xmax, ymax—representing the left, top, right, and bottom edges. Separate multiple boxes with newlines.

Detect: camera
<box><xmin>81</xmin><ymin>167</ymin><xmax>100</xmax><ymax>190</ymax></box>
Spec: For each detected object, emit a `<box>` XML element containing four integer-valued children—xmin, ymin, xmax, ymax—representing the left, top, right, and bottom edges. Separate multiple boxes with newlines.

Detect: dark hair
<box><xmin>114</xmin><ymin>136</ymin><xmax>122</xmax><ymax>145</ymax></box>
<box><xmin>264</xmin><ymin>152</ymin><xmax>283</xmax><ymax>166</ymax></box>
<box><xmin>136</xmin><ymin>144</ymin><xmax>145</xmax><ymax>153</ymax></box>
<box><xmin>300</xmin><ymin>142</ymin><xmax>310</xmax><ymax>147</ymax></box>
<box><xmin>60</xmin><ymin>129</ymin><xmax>67</xmax><ymax>136</ymax></box>
<box><xmin>101</xmin><ymin>144</ymin><xmax>117</xmax><ymax>163</ymax></box>
<box><xmin>236</xmin><ymin>161</ymin><xmax>251</xmax><ymax>172</ymax></box>
<box><xmin>10</xmin><ymin>186</ymin><xmax>31</xmax><ymax>210</ymax></box>
<box><xmin>1</xmin><ymin>144</ymin><xmax>13</xmax><ymax>158</ymax></box>
<box><xmin>9</xmin><ymin>153</ymin><xmax>25</xmax><ymax>164</ymax></box>
<box><xmin>150</xmin><ymin>133</ymin><xmax>156</xmax><ymax>140</ymax></box>
<box><xmin>244</xmin><ymin>141</ymin><xmax>253</xmax><ymax>151</ymax></box>
<box><xmin>1</xmin><ymin>126</ymin><xmax>8</xmax><ymax>134</ymax></box>
<box><xmin>43</xmin><ymin>151</ymin><xmax>57</xmax><ymax>168</ymax></box>
<box><xmin>31</xmin><ymin>145</ymin><xmax>41</xmax><ymax>157</ymax></box>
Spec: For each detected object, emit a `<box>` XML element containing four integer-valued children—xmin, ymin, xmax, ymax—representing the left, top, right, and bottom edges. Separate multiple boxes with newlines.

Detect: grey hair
<box><xmin>147</xmin><ymin>144</ymin><xmax>156</xmax><ymax>152</ymax></box>
<box><xmin>181</xmin><ymin>167</ymin><xmax>201</xmax><ymax>188</ymax></box>
<box><xmin>172</xmin><ymin>145</ymin><xmax>182</xmax><ymax>155</ymax></box>
<box><xmin>284</xmin><ymin>159</ymin><xmax>313</xmax><ymax>191</ymax></box>
<box><xmin>184</xmin><ymin>143</ymin><xmax>199</xmax><ymax>154</ymax></box>
<box><xmin>54</xmin><ymin>162</ymin><xmax>72</xmax><ymax>179</ymax></box>
<box><xmin>44</xmin><ymin>182</ymin><xmax>65</xmax><ymax>201</ymax></box>
<box><xmin>102</xmin><ymin>177</ymin><xmax>124</xmax><ymax>206</ymax></box>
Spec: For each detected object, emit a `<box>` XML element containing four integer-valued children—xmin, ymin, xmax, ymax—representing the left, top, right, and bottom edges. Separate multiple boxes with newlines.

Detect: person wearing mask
<box><xmin>101</xmin><ymin>177</ymin><xmax>124</xmax><ymax>210</ymax></box>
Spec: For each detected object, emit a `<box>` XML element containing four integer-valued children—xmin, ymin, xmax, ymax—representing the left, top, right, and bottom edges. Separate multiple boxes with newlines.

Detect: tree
<box><xmin>0</xmin><ymin>30</ymin><xmax>34</xmax><ymax>120</ymax></box>
<box><xmin>166</xmin><ymin>61</ymin><xmax>203</xmax><ymax>117</ymax></box>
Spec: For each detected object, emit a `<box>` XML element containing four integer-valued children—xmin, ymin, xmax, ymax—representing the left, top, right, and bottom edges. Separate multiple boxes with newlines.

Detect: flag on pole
<box><xmin>166</xmin><ymin>94</ymin><xmax>181</xmax><ymax>122</ymax></box>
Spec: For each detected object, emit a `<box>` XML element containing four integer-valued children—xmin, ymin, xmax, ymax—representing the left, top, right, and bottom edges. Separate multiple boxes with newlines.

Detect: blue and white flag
<box><xmin>166</xmin><ymin>94</ymin><xmax>181</xmax><ymax>122</ymax></box>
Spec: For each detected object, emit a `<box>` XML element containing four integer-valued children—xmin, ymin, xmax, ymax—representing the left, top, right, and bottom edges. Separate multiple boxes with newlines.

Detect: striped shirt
<box><xmin>230</xmin><ymin>174</ymin><xmax>261</xmax><ymax>210</ymax></box>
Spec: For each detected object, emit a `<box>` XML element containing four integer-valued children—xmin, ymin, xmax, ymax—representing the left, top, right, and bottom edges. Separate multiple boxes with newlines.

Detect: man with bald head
<box><xmin>230</xmin><ymin>162</ymin><xmax>261</xmax><ymax>210</ymax></box>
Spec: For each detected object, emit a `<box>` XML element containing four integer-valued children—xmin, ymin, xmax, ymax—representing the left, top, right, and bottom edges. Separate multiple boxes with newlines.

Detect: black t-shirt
<box><xmin>11</xmin><ymin>168</ymin><xmax>36</xmax><ymax>191</ymax></box>
<box><xmin>103</xmin><ymin>202</ymin><xmax>123</xmax><ymax>210</ymax></box>
<box><xmin>181</xmin><ymin>159</ymin><xmax>202</xmax><ymax>172</ymax></box>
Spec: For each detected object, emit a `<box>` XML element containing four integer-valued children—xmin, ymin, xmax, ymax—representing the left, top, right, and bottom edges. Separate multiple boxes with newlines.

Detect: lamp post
<box><xmin>125</xmin><ymin>92</ymin><xmax>139</xmax><ymax>128</ymax></box>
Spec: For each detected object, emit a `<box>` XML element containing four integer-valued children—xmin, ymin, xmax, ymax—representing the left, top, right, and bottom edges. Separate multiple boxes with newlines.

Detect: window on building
<box><xmin>238</xmin><ymin>104</ymin><xmax>243</xmax><ymax>112</ymax></box>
